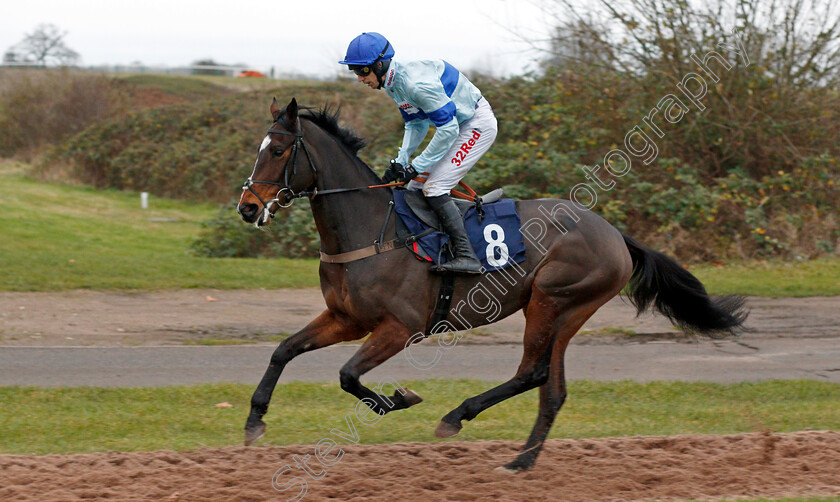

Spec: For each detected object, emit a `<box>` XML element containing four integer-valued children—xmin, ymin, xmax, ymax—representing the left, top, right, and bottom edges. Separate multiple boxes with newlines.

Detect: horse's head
<box><xmin>238</xmin><ymin>97</ymin><xmax>317</xmax><ymax>226</ymax></box>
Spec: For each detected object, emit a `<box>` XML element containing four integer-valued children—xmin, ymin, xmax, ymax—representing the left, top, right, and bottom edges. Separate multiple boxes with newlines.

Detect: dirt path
<box><xmin>1</xmin><ymin>289</ymin><xmax>838</xmax><ymax>347</ymax></box>
<box><xmin>2</xmin><ymin>431</ymin><xmax>838</xmax><ymax>501</ymax></box>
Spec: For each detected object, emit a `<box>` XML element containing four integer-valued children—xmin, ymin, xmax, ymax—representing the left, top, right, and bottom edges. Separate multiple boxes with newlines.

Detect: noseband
<box><xmin>241</xmin><ymin>123</ymin><xmax>317</xmax><ymax>223</ymax></box>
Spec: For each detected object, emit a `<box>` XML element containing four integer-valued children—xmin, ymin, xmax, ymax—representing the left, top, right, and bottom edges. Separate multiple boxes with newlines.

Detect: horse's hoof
<box><xmin>494</xmin><ymin>465</ymin><xmax>519</xmax><ymax>475</ymax></box>
<box><xmin>244</xmin><ymin>421</ymin><xmax>266</xmax><ymax>446</ymax></box>
<box><xmin>499</xmin><ymin>459</ymin><xmax>531</xmax><ymax>473</ymax></box>
<box><xmin>403</xmin><ymin>389</ymin><xmax>423</xmax><ymax>407</ymax></box>
<box><xmin>434</xmin><ymin>420</ymin><xmax>462</xmax><ymax>438</ymax></box>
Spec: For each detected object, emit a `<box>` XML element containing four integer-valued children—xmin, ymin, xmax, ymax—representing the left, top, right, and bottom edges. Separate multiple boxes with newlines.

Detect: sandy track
<box><xmin>2</xmin><ymin>431</ymin><xmax>839</xmax><ymax>501</ymax></box>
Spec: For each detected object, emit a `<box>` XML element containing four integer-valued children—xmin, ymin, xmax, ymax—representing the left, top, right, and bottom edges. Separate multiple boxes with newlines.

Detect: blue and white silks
<box><xmin>382</xmin><ymin>60</ymin><xmax>483</xmax><ymax>173</ymax></box>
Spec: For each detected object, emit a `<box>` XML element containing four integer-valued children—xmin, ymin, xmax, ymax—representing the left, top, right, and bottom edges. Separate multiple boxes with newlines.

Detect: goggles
<box><xmin>349</xmin><ymin>65</ymin><xmax>372</xmax><ymax>77</ymax></box>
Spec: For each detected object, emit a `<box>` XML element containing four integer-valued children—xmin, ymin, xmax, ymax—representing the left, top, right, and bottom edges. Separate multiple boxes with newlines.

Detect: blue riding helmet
<box><xmin>338</xmin><ymin>32</ymin><xmax>395</xmax><ymax>66</ymax></box>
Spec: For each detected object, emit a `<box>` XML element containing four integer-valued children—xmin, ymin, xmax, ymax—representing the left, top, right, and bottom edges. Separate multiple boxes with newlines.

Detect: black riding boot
<box><xmin>427</xmin><ymin>195</ymin><xmax>482</xmax><ymax>275</ymax></box>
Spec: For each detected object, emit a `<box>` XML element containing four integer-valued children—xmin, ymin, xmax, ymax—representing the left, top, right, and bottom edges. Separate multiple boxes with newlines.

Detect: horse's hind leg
<box><xmin>434</xmin><ymin>287</ymin><xmax>561</xmax><ymax>438</ymax></box>
<box><xmin>338</xmin><ymin>317</ymin><xmax>424</xmax><ymax>415</ymax></box>
<box><xmin>500</xmin><ymin>333</ymin><xmax>574</xmax><ymax>472</ymax></box>
<box><xmin>436</xmin><ymin>284</ymin><xmax>620</xmax><ymax>472</ymax></box>
<box><xmin>245</xmin><ymin>309</ymin><xmax>366</xmax><ymax>445</ymax></box>
<box><xmin>500</xmin><ymin>293</ymin><xmax>613</xmax><ymax>472</ymax></box>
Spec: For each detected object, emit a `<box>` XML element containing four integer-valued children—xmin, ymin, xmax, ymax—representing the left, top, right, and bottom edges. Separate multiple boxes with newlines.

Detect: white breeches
<box><xmin>407</xmin><ymin>98</ymin><xmax>498</xmax><ymax>197</ymax></box>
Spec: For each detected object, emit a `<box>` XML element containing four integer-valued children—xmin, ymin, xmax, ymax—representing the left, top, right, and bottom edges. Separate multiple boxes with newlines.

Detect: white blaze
<box><xmin>238</xmin><ymin>135</ymin><xmax>273</xmax><ymax>210</ymax></box>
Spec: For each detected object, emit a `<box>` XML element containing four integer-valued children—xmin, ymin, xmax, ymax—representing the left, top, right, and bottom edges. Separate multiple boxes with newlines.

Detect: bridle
<box><xmin>241</xmin><ymin>119</ymin><xmax>411</xmax><ymax>225</ymax></box>
<box><xmin>241</xmin><ymin>122</ymin><xmax>318</xmax><ymax>224</ymax></box>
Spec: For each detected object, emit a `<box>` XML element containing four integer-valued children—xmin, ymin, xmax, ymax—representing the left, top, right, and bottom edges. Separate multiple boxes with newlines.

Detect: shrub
<box><xmin>0</xmin><ymin>69</ymin><xmax>132</xmax><ymax>158</ymax></box>
<box><xmin>191</xmin><ymin>199</ymin><xmax>319</xmax><ymax>258</ymax></box>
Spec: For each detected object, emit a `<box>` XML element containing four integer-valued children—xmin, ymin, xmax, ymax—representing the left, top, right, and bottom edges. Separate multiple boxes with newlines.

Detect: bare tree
<box><xmin>6</xmin><ymin>24</ymin><xmax>80</xmax><ymax>66</ymax></box>
<box><xmin>535</xmin><ymin>0</ymin><xmax>840</xmax><ymax>87</ymax></box>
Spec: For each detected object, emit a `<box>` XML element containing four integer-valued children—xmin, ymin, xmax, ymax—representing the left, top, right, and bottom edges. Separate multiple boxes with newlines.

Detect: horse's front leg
<box><xmin>245</xmin><ymin>309</ymin><xmax>367</xmax><ymax>445</ymax></box>
<box><xmin>338</xmin><ymin>317</ymin><xmax>423</xmax><ymax>415</ymax></box>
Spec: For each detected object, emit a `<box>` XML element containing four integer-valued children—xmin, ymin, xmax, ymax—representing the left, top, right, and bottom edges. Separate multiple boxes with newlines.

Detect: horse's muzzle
<box><xmin>238</xmin><ymin>202</ymin><xmax>262</xmax><ymax>224</ymax></box>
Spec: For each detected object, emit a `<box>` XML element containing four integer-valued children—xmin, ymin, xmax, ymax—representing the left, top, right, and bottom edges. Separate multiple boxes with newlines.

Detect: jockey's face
<box><xmin>356</xmin><ymin>61</ymin><xmax>384</xmax><ymax>90</ymax></box>
<box><xmin>357</xmin><ymin>71</ymin><xmax>379</xmax><ymax>89</ymax></box>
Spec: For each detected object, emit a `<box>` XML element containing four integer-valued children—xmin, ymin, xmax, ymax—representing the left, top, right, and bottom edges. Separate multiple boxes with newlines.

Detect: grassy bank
<box><xmin>690</xmin><ymin>258</ymin><xmax>840</xmax><ymax>297</ymax></box>
<box><xmin>0</xmin><ymin>379</ymin><xmax>837</xmax><ymax>455</ymax></box>
<box><xmin>0</xmin><ymin>163</ymin><xmax>317</xmax><ymax>290</ymax></box>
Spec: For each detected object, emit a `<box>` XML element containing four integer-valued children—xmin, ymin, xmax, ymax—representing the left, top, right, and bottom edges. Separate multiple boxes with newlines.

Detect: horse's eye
<box><xmin>273</xmin><ymin>149</ymin><xmax>284</xmax><ymax>157</ymax></box>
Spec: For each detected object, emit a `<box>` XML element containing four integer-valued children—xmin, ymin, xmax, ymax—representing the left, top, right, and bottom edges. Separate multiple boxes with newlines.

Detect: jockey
<box><xmin>339</xmin><ymin>32</ymin><xmax>498</xmax><ymax>275</ymax></box>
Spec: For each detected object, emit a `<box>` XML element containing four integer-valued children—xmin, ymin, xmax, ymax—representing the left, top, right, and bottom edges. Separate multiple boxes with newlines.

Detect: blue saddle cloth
<box><xmin>393</xmin><ymin>190</ymin><xmax>527</xmax><ymax>271</ymax></box>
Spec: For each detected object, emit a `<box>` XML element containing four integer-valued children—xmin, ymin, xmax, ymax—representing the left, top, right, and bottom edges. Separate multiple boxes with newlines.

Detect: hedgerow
<box><xmin>25</xmin><ymin>71</ymin><xmax>839</xmax><ymax>261</ymax></box>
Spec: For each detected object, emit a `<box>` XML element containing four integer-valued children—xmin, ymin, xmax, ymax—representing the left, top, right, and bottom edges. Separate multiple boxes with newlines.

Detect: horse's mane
<box><xmin>300</xmin><ymin>106</ymin><xmax>367</xmax><ymax>156</ymax></box>
<box><xmin>297</xmin><ymin>105</ymin><xmax>382</xmax><ymax>183</ymax></box>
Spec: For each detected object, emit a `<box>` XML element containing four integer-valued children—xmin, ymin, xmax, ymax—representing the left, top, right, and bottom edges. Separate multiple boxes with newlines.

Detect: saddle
<box><xmin>403</xmin><ymin>188</ymin><xmax>505</xmax><ymax>229</ymax></box>
<box><xmin>395</xmin><ymin>187</ymin><xmax>524</xmax><ymax>338</ymax></box>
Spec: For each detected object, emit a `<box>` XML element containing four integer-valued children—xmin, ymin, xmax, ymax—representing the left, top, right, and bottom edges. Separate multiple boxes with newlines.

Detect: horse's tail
<box><xmin>621</xmin><ymin>233</ymin><xmax>748</xmax><ymax>337</ymax></box>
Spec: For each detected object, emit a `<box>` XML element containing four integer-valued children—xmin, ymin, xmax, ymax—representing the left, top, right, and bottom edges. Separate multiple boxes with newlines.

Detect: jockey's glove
<box><xmin>382</xmin><ymin>161</ymin><xmax>418</xmax><ymax>184</ymax></box>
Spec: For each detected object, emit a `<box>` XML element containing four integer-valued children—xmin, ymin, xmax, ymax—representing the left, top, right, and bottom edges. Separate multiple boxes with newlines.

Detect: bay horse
<box><xmin>237</xmin><ymin>97</ymin><xmax>747</xmax><ymax>472</ymax></box>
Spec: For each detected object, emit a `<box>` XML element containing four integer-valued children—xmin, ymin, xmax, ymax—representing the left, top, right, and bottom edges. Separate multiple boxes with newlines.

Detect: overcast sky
<box><xmin>2</xmin><ymin>0</ymin><xmax>556</xmax><ymax>77</ymax></box>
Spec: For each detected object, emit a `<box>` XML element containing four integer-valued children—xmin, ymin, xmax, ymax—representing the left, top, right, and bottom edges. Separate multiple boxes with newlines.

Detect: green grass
<box><xmin>690</xmin><ymin>258</ymin><xmax>840</xmax><ymax>297</ymax></box>
<box><xmin>0</xmin><ymin>164</ymin><xmax>318</xmax><ymax>290</ymax></box>
<box><xmin>0</xmin><ymin>379</ymin><xmax>837</xmax><ymax>455</ymax></box>
<box><xmin>119</xmin><ymin>74</ymin><xmax>236</xmax><ymax>101</ymax></box>
<box><xmin>190</xmin><ymin>74</ymin><xmax>311</xmax><ymax>92</ymax></box>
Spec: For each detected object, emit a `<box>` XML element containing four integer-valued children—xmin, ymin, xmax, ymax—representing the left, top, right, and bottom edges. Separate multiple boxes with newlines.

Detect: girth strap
<box><xmin>319</xmin><ymin>238</ymin><xmax>400</xmax><ymax>264</ymax></box>
<box><xmin>319</xmin><ymin>228</ymin><xmax>436</xmax><ymax>264</ymax></box>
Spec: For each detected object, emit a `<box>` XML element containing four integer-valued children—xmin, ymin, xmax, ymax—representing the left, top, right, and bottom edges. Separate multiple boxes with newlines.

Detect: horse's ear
<box><xmin>285</xmin><ymin>97</ymin><xmax>299</xmax><ymax>126</ymax></box>
<box><xmin>270</xmin><ymin>97</ymin><xmax>281</xmax><ymax>121</ymax></box>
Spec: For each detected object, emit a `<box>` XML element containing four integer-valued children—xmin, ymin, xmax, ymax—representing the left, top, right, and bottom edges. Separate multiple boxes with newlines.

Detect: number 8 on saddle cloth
<box><xmin>393</xmin><ymin>190</ymin><xmax>527</xmax><ymax>271</ymax></box>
